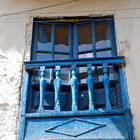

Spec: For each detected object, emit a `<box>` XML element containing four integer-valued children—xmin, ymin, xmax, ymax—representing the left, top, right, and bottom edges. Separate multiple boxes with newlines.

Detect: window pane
<box><xmin>79</xmin><ymin>66</ymin><xmax>87</xmax><ymax>84</ymax></box>
<box><xmin>36</xmin><ymin>53</ymin><xmax>52</xmax><ymax>60</ymax></box>
<box><xmin>95</xmin><ymin>22</ymin><xmax>111</xmax><ymax>49</ymax></box>
<box><xmin>54</xmin><ymin>25</ymin><xmax>69</xmax><ymax>52</ymax></box>
<box><xmin>109</xmin><ymin>66</ymin><xmax>115</xmax><ymax>80</ymax></box>
<box><xmin>61</xmin><ymin>68</ymin><xmax>71</xmax><ymax>85</ymax></box>
<box><xmin>78</xmin><ymin>23</ymin><xmax>93</xmax><ymax>52</ymax></box>
<box><xmin>96</xmin><ymin>50</ymin><xmax>112</xmax><ymax>57</ymax></box>
<box><xmin>79</xmin><ymin>52</ymin><xmax>93</xmax><ymax>58</ymax></box>
<box><xmin>37</xmin><ymin>24</ymin><xmax>52</xmax><ymax>51</ymax></box>
<box><xmin>54</xmin><ymin>54</ymin><xmax>69</xmax><ymax>60</ymax></box>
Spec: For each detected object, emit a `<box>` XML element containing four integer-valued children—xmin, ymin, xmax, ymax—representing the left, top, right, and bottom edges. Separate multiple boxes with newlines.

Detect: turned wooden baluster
<box><xmin>87</xmin><ymin>64</ymin><xmax>94</xmax><ymax>111</ymax></box>
<box><xmin>54</xmin><ymin>66</ymin><xmax>61</xmax><ymax>112</ymax></box>
<box><xmin>70</xmin><ymin>65</ymin><xmax>78</xmax><ymax>112</ymax></box>
<box><xmin>103</xmin><ymin>63</ymin><xmax>111</xmax><ymax>110</ymax></box>
<box><xmin>38</xmin><ymin>66</ymin><xmax>46</xmax><ymax>112</ymax></box>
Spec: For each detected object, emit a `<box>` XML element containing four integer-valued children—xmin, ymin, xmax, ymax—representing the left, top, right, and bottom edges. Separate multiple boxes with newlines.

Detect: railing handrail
<box><xmin>24</xmin><ymin>56</ymin><xmax>125</xmax><ymax>70</ymax></box>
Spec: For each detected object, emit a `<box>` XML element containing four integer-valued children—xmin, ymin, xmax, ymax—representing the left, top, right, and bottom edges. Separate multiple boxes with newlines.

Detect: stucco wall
<box><xmin>0</xmin><ymin>0</ymin><xmax>140</xmax><ymax>139</ymax></box>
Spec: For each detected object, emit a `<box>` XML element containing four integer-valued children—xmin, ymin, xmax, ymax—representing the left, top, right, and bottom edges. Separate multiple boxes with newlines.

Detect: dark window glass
<box><xmin>77</xmin><ymin>23</ymin><xmax>93</xmax><ymax>58</ymax></box>
<box><xmin>37</xmin><ymin>24</ymin><xmax>52</xmax><ymax>51</ymax></box>
<box><xmin>95</xmin><ymin>22</ymin><xmax>111</xmax><ymax>50</ymax></box>
<box><xmin>54</xmin><ymin>25</ymin><xmax>69</xmax><ymax>52</ymax></box>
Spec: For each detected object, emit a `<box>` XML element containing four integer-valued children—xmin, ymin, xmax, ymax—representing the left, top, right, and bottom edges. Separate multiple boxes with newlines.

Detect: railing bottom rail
<box><xmin>25</xmin><ymin>109</ymin><xmax>126</xmax><ymax>118</ymax></box>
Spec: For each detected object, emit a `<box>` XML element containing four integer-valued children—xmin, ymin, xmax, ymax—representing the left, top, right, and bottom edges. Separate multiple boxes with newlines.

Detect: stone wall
<box><xmin>0</xmin><ymin>0</ymin><xmax>140</xmax><ymax>139</ymax></box>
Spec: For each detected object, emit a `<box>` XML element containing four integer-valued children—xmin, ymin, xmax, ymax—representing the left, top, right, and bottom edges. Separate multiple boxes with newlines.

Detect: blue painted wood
<box><xmin>73</xmin><ymin>24</ymin><xmax>78</xmax><ymax>58</ymax></box>
<box><xmin>70</xmin><ymin>65</ymin><xmax>78</xmax><ymax>112</ymax></box>
<box><xmin>25</xmin><ymin>115</ymin><xmax>133</xmax><ymax>140</ymax></box>
<box><xmin>119</xmin><ymin>67</ymin><xmax>129</xmax><ymax>109</ymax></box>
<box><xmin>91</xmin><ymin>19</ymin><xmax>96</xmax><ymax>57</ymax></box>
<box><xmin>38</xmin><ymin>66</ymin><xmax>46</xmax><ymax>112</ymax></box>
<box><xmin>69</xmin><ymin>24</ymin><xmax>73</xmax><ymax>58</ymax></box>
<box><xmin>25</xmin><ymin>109</ymin><xmax>125</xmax><ymax>118</ymax></box>
<box><xmin>31</xmin><ymin>22</ymin><xmax>38</xmax><ymax>60</ymax></box>
<box><xmin>24</xmin><ymin>57</ymin><xmax>125</xmax><ymax>69</ymax></box>
<box><xmin>18</xmin><ymin>71</ymin><xmax>29</xmax><ymax>140</ymax></box>
<box><xmin>87</xmin><ymin>64</ymin><xmax>94</xmax><ymax>111</ymax></box>
<box><xmin>103</xmin><ymin>63</ymin><xmax>111</xmax><ymax>110</ymax></box>
<box><xmin>108</xmin><ymin>18</ymin><xmax>118</xmax><ymax>56</ymax></box>
<box><xmin>45</xmin><ymin>118</ymin><xmax>106</xmax><ymax>137</ymax></box>
<box><xmin>54</xmin><ymin>66</ymin><xmax>61</xmax><ymax>112</ymax></box>
<box><xmin>19</xmin><ymin>18</ymin><xmax>134</xmax><ymax>140</ymax></box>
<box><xmin>51</xmin><ymin>24</ymin><xmax>55</xmax><ymax>59</ymax></box>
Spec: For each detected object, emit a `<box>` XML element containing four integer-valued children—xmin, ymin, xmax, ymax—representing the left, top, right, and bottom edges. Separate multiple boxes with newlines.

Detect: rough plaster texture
<box><xmin>0</xmin><ymin>0</ymin><xmax>140</xmax><ymax>139</ymax></box>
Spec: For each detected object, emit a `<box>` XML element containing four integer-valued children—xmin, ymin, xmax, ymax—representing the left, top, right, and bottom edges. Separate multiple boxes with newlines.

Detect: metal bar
<box><xmin>24</xmin><ymin>57</ymin><xmax>125</xmax><ymax>70</ymax></box>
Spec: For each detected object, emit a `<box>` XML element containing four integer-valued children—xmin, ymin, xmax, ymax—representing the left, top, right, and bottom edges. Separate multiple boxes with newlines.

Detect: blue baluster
<box><xmin>103</xmin><ymin>63</ymin><xmax>111</xmax><ymax>110</ymax></box>
<box><xmin>70</xmin><ymin>65</ymin><xmax>78</xmax><ymax>112</ymax></box>
<box><xmin>87</xmin><ymin>64</ymin><xmax>94</xmax><ymax>111</ymax></box>
<box><xmin>54</xmin><ymin>66</ymin><xmax>61</xmax><ymax>112</ymax></box>
<box><xmin>38</xmin><ymin>66</ymin><xmax>46</xmax><ymax>112</ymax></box>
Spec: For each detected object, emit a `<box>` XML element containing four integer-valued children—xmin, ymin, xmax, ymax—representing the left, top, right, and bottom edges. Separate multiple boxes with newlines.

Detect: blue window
<box><xmin>18</xmin><ymin>17</ymin><xmax>133</xmax><ymax>140</ymax></box>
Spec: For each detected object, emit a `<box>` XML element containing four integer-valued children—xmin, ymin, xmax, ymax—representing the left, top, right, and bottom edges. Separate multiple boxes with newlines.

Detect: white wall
<box><xmin>0</xmin><ymin>0</ymin><xmax>140</xmax><ymax>139</ymax></box>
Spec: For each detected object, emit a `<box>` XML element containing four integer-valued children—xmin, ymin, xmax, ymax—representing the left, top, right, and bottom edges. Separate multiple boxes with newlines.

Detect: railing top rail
<box><xmin>24</xmin><ymin>56</ymin><xmax>125</xmax><ymax>70</ymax></box>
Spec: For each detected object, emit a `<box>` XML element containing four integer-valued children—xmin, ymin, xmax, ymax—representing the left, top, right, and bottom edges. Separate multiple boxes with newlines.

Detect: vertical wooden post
<box><xmin>119</xmin><ymin>67</ymin><xmax>129</xmax><ymax>110</ymax></box>
<box><xmin>87</xmin><ymin>64</ymin><xmax>94</xmax><ymax>111</ymax></box>
<box><xmin>54</xmin><ymin>66</ymin><xmax>61</xmax><ymax>112</ymax></box>
<box><xmin>103</xmin><ymin>63</ymin><xmax>111</xmax><ymax>110</ymax></box>
<box><xmin>18</xmin><ymin>71</ymin><xmax>29</xmax><ymax>140</ymax></box>
<box><xmin>38</xmin><ymin>66</ymin><xmax>46</xmax><ymax>112</ymax></box>
<box><xmin>70</xmin><ymin>65</ymin><xmax>78</xmax><ymax>112</ymax></box>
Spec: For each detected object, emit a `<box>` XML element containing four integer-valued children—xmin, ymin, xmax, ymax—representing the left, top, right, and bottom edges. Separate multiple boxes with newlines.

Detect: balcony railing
<box><xmin>24</xmin><ymin>57</ymin><xmax>126</xmax><ymax>118</ymax></box>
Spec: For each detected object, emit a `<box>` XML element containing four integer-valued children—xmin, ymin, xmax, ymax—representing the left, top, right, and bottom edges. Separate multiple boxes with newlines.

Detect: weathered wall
<box><xmin>0</xmin><ymin>0</ymin><xmax>140</xmax><ymax>139</ymax></box>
